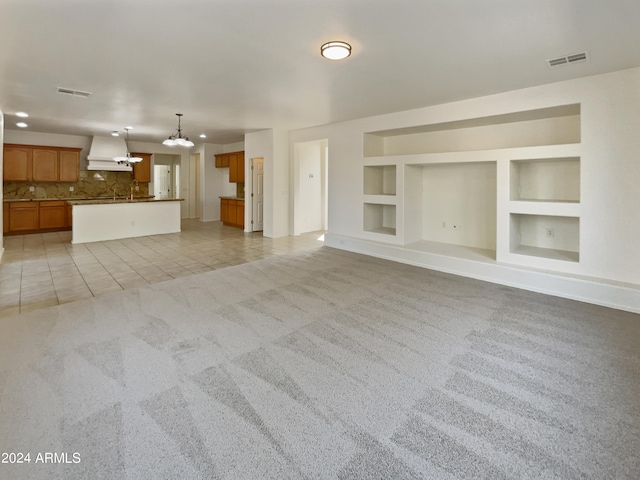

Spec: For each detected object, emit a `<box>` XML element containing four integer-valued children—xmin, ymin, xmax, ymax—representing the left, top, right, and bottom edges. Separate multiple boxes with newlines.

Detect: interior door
<box><xmin>154</xmin><ymin>165</ymin><xmax>171</xmax><ymax>199</ymax></box>
<box><xmin>252</xmin><ymin>157</ymin><xmax>264</xmax><ymax>231</ymax></box>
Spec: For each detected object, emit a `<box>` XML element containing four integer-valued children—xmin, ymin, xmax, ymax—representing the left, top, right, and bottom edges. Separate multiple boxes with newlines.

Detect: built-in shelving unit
<box><xmin>363</xmin><ymin>203</ymin><xmax>396</xmax><ymax>236</ymax></box>
<box><xmin>361</xmin><ymin>103</ymin><xmax>582</xmax><ymax>271</ymax></box>
<box><xmin>364</xmin><ymin>165</ymin><xmax>396</xmax><ymax>195</ymax></box>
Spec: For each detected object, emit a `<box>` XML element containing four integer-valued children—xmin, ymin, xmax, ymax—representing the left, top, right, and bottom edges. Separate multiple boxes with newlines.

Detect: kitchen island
<box><xmin>68</xmin><ymin>197</ymin><xmax>183</xmax><ymax>244</ymax></box>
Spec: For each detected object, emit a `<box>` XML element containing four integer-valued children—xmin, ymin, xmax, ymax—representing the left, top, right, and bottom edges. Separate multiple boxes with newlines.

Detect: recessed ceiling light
<box><xmin>16</xmin><ymin>122</ymin><xmax>28</xmax><ymax>128</ymax></box>
<box><xmin>321</xmin><ymin>41</ymin><xmax>351</xmax><ymax>60</ymax></box>
<box><xmin>111</xmin><ymin>131</ymin><xmax>120</xmax><ymax>136</ymax></box>
<box><xmin>125</xmin><ymin>126</ymin><xmax>133</xmax><ymax>130</ymax></box>
<box><xmin>16</xmin><ymin>112</ymin><xmax>28</xmax><ymax>117</ymax></box>
<box><xmin>200</xmin><ymin>134</ymin><xmax>206</xmax><ymax>138</ymax></box>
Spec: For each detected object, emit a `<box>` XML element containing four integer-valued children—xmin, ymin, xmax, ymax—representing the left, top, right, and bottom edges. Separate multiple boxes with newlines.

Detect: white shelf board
<box><xmin>364</xmin><ymin>226</ymin><xmax>396</xmax><ymax>236</ymax></box>
<box><xmin>404</xmin><ymin>240</ymin><xmax>496</xmax><ymax>262</ymax></box>
<box><xmin>363</xmin><ymin>194</ymin><xmax>397</xmax><ymax>204</ymax></box>
<box><xmin>509</xmin><ymin>201</ymin><xmax>580</xmax><ymax>217</ymax></box>
<box><xmin>511</xmin><ymin>245</ymin><xmax>579</xmax><ymax>263</ymax></box>
<box><xmin>364</xmin><ymin>143</ymin><xmax>582</xmax><ymax>164</ymax></box>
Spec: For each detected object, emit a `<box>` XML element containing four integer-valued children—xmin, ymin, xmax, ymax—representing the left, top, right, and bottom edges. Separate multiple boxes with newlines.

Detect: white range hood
<box><xmin>86</xmin><ymin>136</ymin><xmax>133</xmax><ymax>171</ymax></box>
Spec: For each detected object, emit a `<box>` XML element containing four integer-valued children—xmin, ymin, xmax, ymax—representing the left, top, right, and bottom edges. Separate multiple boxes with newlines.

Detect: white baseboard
<box><xmin>325</xmin><ymin>233</ymin><xmax>640</xmax><ymax>314</ymax></box>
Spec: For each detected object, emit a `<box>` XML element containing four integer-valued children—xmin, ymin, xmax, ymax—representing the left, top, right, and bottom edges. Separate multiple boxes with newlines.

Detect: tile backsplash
<box><xmin>3</xmin><ymin>171</ymin><xmax>149</xmax><ymax>200</ymax></box>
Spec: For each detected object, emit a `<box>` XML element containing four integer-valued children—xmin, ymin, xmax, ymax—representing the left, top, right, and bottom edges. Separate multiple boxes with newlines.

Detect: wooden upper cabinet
<box><xmin>3</xmin><ymin>144</ymin><xmax>81</xmax><ymax>182</ymax></box>
<box><xmin>32</xmin><ymin>149</ymin><xmax>59</xmax><ymax>181</ymax></box>
<box><xmin>3</xmin><ymin>146</ymin><xmax>32</xmax><ymax>181</ymax></box>
<box><xmin>229</xmin><ymin>154</ymin><xmax>238</xmax><ymax>182</ymax></box>
<box><xmin>59</xmin><ymin>150</ymin><xmax>80</xmax><ymax>181</ymax></box>
<box><xmin>132</xmin><ymin>153</ymin><xmax>152</xmax><ymax>182</ymax></box>
<box><xmin>228</xmin><ymin>151</ymin><xmax>245</xmax><ymax>183</ymax></box>
<box><xmin>215</xmin><ymin>153</ymin><xmax>230</xmax><ymax>168</ymax></box>
<box><xmin>237</xmin><ymin>151</ymin><xmax>245</xmax><ymax>183</ymax></box>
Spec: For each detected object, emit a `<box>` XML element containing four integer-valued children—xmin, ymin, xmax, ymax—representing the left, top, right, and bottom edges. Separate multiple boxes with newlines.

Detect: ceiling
<box><xmin>1</xmin><ymin>0</ymin><xmax>639</xmax><ymax>145</ymax></box>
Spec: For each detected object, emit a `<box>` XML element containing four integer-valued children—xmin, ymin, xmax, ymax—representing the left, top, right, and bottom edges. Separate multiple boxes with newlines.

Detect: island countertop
<box><xmin>67</xmin><ymin>197</ymin><xmax>183</xmax><ymax>205</ymax></box>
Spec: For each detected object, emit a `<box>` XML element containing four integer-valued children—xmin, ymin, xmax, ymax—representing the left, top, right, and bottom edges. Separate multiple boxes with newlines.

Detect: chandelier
<box><xmin>113</xmin><ymin>127</ymin><xmax>142</xmax><ymax>166</ymax></box>
<box><xmin>162</xmin><ymin>113</ymin><xmax>194</xmax><ymax>147</ymax></box>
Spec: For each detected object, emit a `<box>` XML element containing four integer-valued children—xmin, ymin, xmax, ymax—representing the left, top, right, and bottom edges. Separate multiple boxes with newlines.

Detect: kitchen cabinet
<box><xmin>8</xmin><ymin>202</ymin><xmax>39</xmax><ymax>233</ymax></box>
<box><xmin>59</xmin><ymin>150</ymin><xmax>80</xmax><ymax>181</ymax></box>
<box><xmin>229</xmin><ymin>152</ymin><xmax>245</xmax><ymax>183</ymax></box>
<box><xmin>4</xmin><ymin>200</ymin><xmax>74</xmax><ymax>235</ymax></box>
<box><xmin>39</xmin><ymin>200</ymin><xmax>67</xmax><ymax>230</ymax></box>
<box><xmin>215</xmin><ymin>151</ymin><xmax>245</xmax><ymax>183</ymax></box>
<box><xmin>215</xmin><ymin>153</ymin><xmax>230</xmax><ymax>168</ymax></box>
<box><xmin>33</xmin><ymin>149</ymin><xmax>59</xmax><ymax>181</ymax></box>
<box><xmin>132</xmin><ymin>153</ymin><xmax>152</xmax><ymax>183</ymax></box>
<box><xmin>3</xmin><ymin>203</ymin><xmax>8</xmax><ymax>233</ymax></box>
<box><xmin>3</xmin><ymin>145</ymin><xmax>32</xmax><ymax>181</ymax></box>
<box><xmin>220</xmin><ymin>198</ymin><xmax>244</xmax><ymax>228</ymax></box>
<box><xmin>2</xmin><ymin>144</ymin><xmax>81</xmax><ymax>182</ymax></box>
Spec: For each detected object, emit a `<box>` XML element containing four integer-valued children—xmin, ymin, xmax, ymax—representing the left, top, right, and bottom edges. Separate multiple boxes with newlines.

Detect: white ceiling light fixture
<box><xmin>16</xmin><ymin>122</ymin><xmax>28</xmax><ymax>128</ymax></box>
<box><xmin>16</xmin><ymin>112</ymin><xmax>28</xmax><ymax>117</ymax></box>
<box><xmin>162</xmin><ymin>113</ymin><xmax>195</xmax><ymax>147</ymax></box>
<box><xmin>113</xmin><ymin>127</ymin><xmax>143</xmax><ymax>166</ymax></box>
<box><xmin>321</xmin><ymin>41</ymin><xmax>351</xmax><ymax>60</ymax></box>
<box><xmin>199</xmin><ymin>134</ymin><xmax>206</xmax><ymax>138</ymax></box>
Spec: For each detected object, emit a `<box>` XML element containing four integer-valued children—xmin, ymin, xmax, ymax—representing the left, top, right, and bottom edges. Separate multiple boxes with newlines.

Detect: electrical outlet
<box><xmin>69</xmin><ymin>186</ymin><xmax>74</xmax><ymax>192</ymax></box>
<box><xmin>546</xmin><ymin>228</ymin><xmax>555</xmax><ymax>238</ymax></box>
<box><xmin>29</xmin><ymin>186</ymin><xmax>35</xmax><ymax>192</ymax></box>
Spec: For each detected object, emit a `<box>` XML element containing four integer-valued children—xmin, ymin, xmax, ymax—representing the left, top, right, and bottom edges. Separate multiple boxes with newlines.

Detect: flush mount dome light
<box><xmin>321</xmin><ymin>41</ymin><xmax>351</xmax><ymax>60</ymax></box>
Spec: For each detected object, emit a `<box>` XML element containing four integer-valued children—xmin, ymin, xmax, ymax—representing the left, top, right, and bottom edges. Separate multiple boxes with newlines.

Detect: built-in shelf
<box><xmin>364</xmin><ymin>203</ymin><xmax>396</xmax><ymax>236</ymax></box>
<box><xmin>510</xmin><ymin>214</ymin><xmax>579</xmax><ymax>262</ymax></box>
<box><xmin>403</xmin><ymin>161</ymin><xmax>497</xmax><ymax>251</ymax></box>
<box><xmin>511</xmin><ymin>157</ymin><xmax>580</xmax><ymax>202</ymax></box>
<box><xmin>364</xmin><ymin>165</ymin><xmax>396</xmax><ymax>195</ymax></box>
<box><xmin>364</xmin><ymin>104</ymin><xmax>581</xmax><ymax>157</ymax></box>
<box><xmin>360</xmin><ymin>103</ymin><xmax>582</xmax><ymax>273</ymax></box>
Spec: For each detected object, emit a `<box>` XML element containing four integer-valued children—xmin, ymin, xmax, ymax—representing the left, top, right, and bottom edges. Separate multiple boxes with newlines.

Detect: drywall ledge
<box><xmin>324</xmin><ymin>233</ymin><xmax>640</xmax><ymax>314</ymax></box>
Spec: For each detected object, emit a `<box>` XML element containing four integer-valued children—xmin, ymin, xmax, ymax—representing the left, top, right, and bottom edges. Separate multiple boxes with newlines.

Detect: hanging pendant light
<box><xmin>113</xmin><ymin>127</ymin><xmax>143</xmax><ymax>166</ymax></box>
<box><xmin>162</xmin><ymin>113</ymin><xmax>194</xmax><ymax>147</ymax></box>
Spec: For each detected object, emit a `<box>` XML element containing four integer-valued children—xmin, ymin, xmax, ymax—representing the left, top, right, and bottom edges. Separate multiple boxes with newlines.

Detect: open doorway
<box><xmin>293</xmin><ymin>139</ymin><xmax>328</xmax><ymax>235</ymax></box>
<box><xmin>153</xmin><ymin>154</ymin><xmax>181</xmax><ymax>200</ymax></box>
<box><xmin>252</xmin><ymin>157</ymin><xmax>264</xmax><ymax>231</ymax></box>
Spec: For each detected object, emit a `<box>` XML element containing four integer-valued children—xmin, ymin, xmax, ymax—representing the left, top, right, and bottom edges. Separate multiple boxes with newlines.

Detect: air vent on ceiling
<box><xmin>546</xmin><ymin>51</ymin><xmax>589</xmax><ymax>68</ymax></box>
<box><xmin>57</xmin><ymin>87</ymin><xmax>92</xmax><ymax>98</ymax></box>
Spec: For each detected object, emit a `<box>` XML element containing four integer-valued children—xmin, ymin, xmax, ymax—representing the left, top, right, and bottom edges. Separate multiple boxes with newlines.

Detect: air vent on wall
<box><xmin>546</xmin><ymin>52</ymin><xmax>589</xmax><ymax>68</ymax></box>
<box><xmin>57</xmin><ymin>87</ymin><xmax>92</xmax><ymax>98</ymax></box>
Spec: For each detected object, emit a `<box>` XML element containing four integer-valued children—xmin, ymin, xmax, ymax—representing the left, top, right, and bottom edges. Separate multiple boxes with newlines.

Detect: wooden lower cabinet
<box><xmin>220</xmin><ymin>198</ymin><xmax>244</xmax><ymax>228</ymax></box>
<box><xmin>8</xmin><ymin>202</ymin><xmax>39</xmax><ymax>233</ymax></box>
<box><xmin>3</xmin><ymin>203</ymin><xmax>9</xmax><ymax>233</ymax></box>
<box><xmin>39</xmin><ymin>201</ymin><xmax>67</xmax><ymax>229</ymax></box>
<box><xmin>4</xmin><ymin>200</ymin><xmax>73</xmax><ymax>235</ymax></box>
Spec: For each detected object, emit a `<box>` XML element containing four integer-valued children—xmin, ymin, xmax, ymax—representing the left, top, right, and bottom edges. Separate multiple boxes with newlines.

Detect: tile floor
<box><xmin>0</xmin><ymin>219</ymin><xmax>325</xmax><ymax>318</ymax></box>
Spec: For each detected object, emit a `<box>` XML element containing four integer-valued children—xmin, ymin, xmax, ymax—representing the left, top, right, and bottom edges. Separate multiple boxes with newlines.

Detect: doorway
<box><xmin>252</xmin><ymin>157</ymin><xmax>264</xmax><ymax>231</ymax></box>
<box><xmin>153</xmin><ymin>154</ymin><xmax>181</xmax><ymax>200</ymax></box>
<box><xmin>293</xmin><ymin>139</ymin><xmax>328</xmax><ymax>235</ymax></box>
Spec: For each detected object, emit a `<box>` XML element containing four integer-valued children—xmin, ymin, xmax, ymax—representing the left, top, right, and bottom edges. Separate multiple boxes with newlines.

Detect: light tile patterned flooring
<box><xmin>0</xmin><ymin>219</ymin><xmax>325</xmax><ymax>318</ymax></box>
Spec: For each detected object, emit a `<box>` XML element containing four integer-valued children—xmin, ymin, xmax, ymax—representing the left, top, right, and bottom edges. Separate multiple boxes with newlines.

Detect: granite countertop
<box><xmin>219</xmin><ymin>196</ymin><xmax>245</xmax><ymax>201</ymax></box>
<box><xmin>4</xmin><ymin>196</ymin><xmax>156</xmax><ymax>203</ymax></box>
<box><xmin>67</xmin><ymin>197</ymin><xmax>184</xmax><ymax>205</ymax></box>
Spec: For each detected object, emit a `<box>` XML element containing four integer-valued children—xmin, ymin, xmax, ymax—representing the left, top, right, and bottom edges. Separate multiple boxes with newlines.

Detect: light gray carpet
<box><xmin>1</xmin><ymin>247</ymin><xmax>639</xmax><ymax>479</ymax></box>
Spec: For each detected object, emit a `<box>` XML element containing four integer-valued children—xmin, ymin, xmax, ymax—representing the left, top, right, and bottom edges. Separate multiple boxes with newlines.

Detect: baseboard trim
<box><xmin>325</xmin><ymin>233</ymin><xmax>640</xmax><ymax>314</ymax></box>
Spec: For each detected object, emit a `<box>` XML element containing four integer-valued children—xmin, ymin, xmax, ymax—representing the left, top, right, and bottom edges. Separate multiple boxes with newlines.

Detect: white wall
<box><xmin>290</xmin><ymin>67</ymin><xmax>640</xmax><ymax>303</ymax></box>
